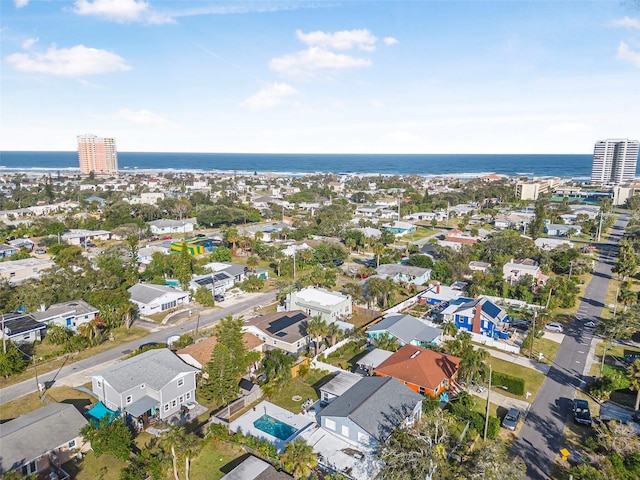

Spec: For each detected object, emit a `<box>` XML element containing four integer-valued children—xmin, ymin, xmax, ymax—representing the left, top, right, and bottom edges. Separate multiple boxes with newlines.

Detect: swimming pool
<box><xmin>253</xmin><ymin>414</ymin><xmax>298</xmax><ymax>440</ymax></box>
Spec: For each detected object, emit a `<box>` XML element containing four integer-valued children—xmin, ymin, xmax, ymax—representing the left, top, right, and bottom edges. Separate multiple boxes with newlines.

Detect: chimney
<box><xmin>436</xmin><ymin>282</ymin><xmax>440</xmax><ymax>295</ymax></box>
<box><xmin>472</xmin><ymin>302</ymin><xmax>482</xmax><ymax>334</ymax></box>
<box><xmin>40</xmin><ymin>304</ymin><xmax>46</xmax><ymax>312</ymax></box>
<box><xmin>473</xmin><ymin>294</ymin><xmax>478</xmax><ymax>301</ymax></box>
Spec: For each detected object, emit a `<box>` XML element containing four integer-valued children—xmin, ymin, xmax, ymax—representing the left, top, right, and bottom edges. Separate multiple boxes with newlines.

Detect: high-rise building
<box><xmin>77</xmin><ymin>134</ymin><xmax>118</xmax><ymax>175</ymax></box>
<box><xmin>590</xmin><ymin>139</ymin><xmax>639</xmax><ymax>186</ymax></box>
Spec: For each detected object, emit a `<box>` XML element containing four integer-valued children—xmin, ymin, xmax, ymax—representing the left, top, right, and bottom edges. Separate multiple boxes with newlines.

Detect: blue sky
<box><xmin>1</xmin><ymin>0</ymin><xmax>639</xmax><ymax>154</ymax></box>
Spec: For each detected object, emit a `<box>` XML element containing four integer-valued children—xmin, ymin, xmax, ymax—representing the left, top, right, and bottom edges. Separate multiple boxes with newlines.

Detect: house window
<box><xmin>179</xmin><ymin>395</ymin><xmax>184</xmax><ymax>404</ymax></box>
<box><xmin>419</xmin><ymin>386</ymin><xmax>425</xmax><ymax>394</ymax></box>
<box><xmin>10</xmin><ymin>272</ymin><xmax>15</xmax><ymax>277</ymax></box>
<box><xmin>171</xmin><ymin>400</ymin><xmax>177</xmax><ymax>408</ymax></box>
<box><xmin>164</xmin><ymin>403</ymin><xmax>169</xmax><ymax>412</ymax></box>
<box><xmin>140</xmin><ymin>384</ymin><xmax>145</xmax><ymax>389</ymax></box>
<box><xmin>186</xmin><ymin>391</ymin><xmax>191</xmax><ymax>400</ymax></box>
<box><xmin>68</xmin><ymin>439</ymin><xmax>76</xmax><ymax>449</ymax></box>
<box><xmin>126</xmin><ymin>395</ymin><xmax>133</xmax><ymax>404</ymax></box>
<box><xmin>97</xmin><ymin>380</ymin><xmax>102</xmax><ymax>389</ymax></box>
<box><xmin>325</xmin><ymin>419</ymin><xmax>336</xmax><ymax>431</ymax></box>
<box><xmin>177</xmin><ymin>378</ymin><xmax>184</xmax><ymax>388</ymax></box>
<box><xmin>357</xmin><ymin>432</ymin><xmax>369</xmax><ymax>444</ymax></box>
<box><xmin>341</xmin><ymin>425</ymin><xmax>350</xmax><ymax>437</ymax></box>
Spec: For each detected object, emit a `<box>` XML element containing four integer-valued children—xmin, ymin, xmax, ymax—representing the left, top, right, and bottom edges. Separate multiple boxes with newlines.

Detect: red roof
<box><xmin>374</xmin><ymin>344</ymin><xmax>461</xmax><ymax>391</ymax></box>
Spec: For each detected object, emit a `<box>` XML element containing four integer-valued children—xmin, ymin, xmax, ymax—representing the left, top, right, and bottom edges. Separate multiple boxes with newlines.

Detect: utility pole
<box><xmin>600</xmin><ymin>339</ymin><xmax>609</xmax><ymax>375</ymax></box>
<box><xmin>568</xmin><ymin>261</ymin><xmax>573</xmax><ymax>280</ymax></box>
<box><xmin>483</xmin><ymin>364</ymin><xmax>492</xmax><ymax>442</ymax></box>
<box><xmin>293</xmin><ymin>250</ymin><xmax>296</xmax><ymax>280</ymax></box>
<box><xmin>529</xmin><ymin>310</ymin><xmax>537</xmax><ymax>359</ymax></box>
<box><xmin>1</xmin><ymin>314</ymin><xmax>5</xmax><ymax>354</ymax></box>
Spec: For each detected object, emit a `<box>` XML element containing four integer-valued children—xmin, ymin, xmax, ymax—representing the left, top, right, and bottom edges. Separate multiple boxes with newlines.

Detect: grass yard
<box><xmin>64</xmin><ymin>451</ymin><xmax>127</xmax><ymax>480</ymax></box>
<box><xmin>398</xmin><ymin>227</ymin><xmax>438</xmax><ymax>242</ymax></box>
<box><xmin>267</xmin><ymin>369</ymin><xmax>333</xmax><ymax>412</ymax></box>
<box><xmin>486</xmin><ymin>356</ymin><xmax>546</xmax><ymax>399</ymax></box>
<box><xmin>189</xmin><ymin>439</ymin><xmax>247</xmax><ymax>480</ymax></box>
<box><xmin>0</xmin><ymin>326</ymin><xmax>149</xmax><ymax>389</ymax></box>
<box><xmin>531</xmin><ymin>337</ymin><xmax>562</xmax><ymax>364</ymax></box>
<box><xmin>322</xmin><ymin>341</ymin><xmax>369</xmax><ymax>371</ymax></box>
<box><xmin>0</xmin><ymin>385</ymin><xmax>96</xmax><ymax>422</ymax></box>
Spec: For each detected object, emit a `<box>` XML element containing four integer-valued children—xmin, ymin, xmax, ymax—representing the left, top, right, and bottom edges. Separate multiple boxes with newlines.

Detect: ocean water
<box><xmin>0</xmin><ymin>151</ymin><xmax>599</xmax><ymax>179</ymax></box>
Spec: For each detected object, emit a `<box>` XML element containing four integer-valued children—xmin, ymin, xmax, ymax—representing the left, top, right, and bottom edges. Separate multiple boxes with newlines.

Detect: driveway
<box><xmin>512</xmin><ymin>213</ymin><xmax>629</xmax><ymax>480</ymax></box>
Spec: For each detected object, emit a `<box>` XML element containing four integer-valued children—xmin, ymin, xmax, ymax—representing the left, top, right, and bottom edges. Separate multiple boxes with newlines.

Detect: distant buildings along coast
<box><xmin>77</xmin><ymin>134</ymin><xmax>118</xmax><ymax>175</ymax></box>
<box><xmin>590</xmin><ymin>138</ymin><xmax>639</xmax><ymax>186</ymax></box>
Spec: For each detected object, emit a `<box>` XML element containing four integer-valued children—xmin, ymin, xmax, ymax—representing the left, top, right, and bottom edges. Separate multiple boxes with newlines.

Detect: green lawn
<box><xmin>64</xmin><ymin>451</ymin><xmax>127</xmax><ymax>480</ymax></box>
<box><xmin>268</xmin><ymin>370</ymin><xmax>333</xmax><ymax>412</ymax></box>
<box><xmin>189</xmin><ymin>439</ymin><xmax>246</xmax><ymax>480</ymax></box>
<box><xmin>486</xmin><ymin>356</ymin><xmax>546</xmax><ymax>399</ymax></box>
<box><xmin>322</xmin><ymin>341</ymin><xmax>368</xmax><ymax>370</ymax></box>
<box><xmin>531</xmin><ymin>337</ymin><xmax>562</xmax><ymax>364</ymax></box>
<box><xmin>0</xmin><ymin>385</ymin><xmax>96</xmax><ymax>422</ymax></box>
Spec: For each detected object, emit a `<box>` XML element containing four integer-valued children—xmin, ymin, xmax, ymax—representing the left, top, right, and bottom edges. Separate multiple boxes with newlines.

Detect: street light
<box><xmin>483</xmin><ymin>364</ymin><xmax>493</xmax><ymax>442</ymax></box>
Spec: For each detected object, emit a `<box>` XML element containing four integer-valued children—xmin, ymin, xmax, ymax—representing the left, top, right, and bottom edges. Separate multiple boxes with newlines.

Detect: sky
<box><xmin>1</xmin><ymin>0</ymin><xmax>639</xmax><ymax>154</ymax></box>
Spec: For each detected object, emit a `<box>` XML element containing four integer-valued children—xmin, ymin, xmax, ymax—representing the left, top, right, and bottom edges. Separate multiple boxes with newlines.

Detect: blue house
<box><xmin>0</xmin><ymin>244</ymin><xmax>17</xmax><ymax>258</ymax></box>
<box><xmin>366</xmin><ymin>313</ymin><xmax>443</xmax><ymax>347</ymax></box>
<box><xmin>440</xmin><ymin>297</ymin><xmax>507</xmax><ymax>338</ymax></box>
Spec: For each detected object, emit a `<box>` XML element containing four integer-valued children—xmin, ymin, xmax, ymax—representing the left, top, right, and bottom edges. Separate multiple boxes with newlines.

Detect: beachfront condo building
<box><xmin>590</xmin><ymin>138</ymin><xmax>639</xmax><ymax>186</ymax></box>
<box><xmin>77</xmin><ymin>134</ymin><xmax>118</xmax><ymax>175</ymax></box>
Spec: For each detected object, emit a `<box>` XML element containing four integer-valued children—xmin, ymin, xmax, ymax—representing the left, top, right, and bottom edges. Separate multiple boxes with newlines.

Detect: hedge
<box><xmin>491</xmin><ymin>371</ymin><xmax>525</xmax><ymax>396</ymax></box>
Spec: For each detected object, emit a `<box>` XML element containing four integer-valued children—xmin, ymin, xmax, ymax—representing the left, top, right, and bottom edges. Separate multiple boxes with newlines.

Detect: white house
<box><xmin>285</xmin><ymin>287</ymin><xmax>352</xmax><ymax>323</ymax></box>
<box><xmin>32</xmin><ymin>299</ymin><xmax>99</xmax><ymax>331</ymax></box>
<box><xmin>148</xmin><ymin>219</ymin><xmax>195</xmax><ymax>235</ymax></box>
<box><xmin>128</xmin><ymin>283</ymin><xmax>191</xmax><ymax>315</ymax></box>
<box><xmin>62</xmin><ymin>229</ymin><xmax>111</xmax><ymax>245</ymax></box>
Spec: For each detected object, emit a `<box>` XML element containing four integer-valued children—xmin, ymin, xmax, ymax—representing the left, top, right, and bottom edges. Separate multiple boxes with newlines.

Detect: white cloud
<box><xmin>14</xmin><ymin>0</ymin><xmax>29</xmax><ymax>8</ymax></box>
<box><xmin>21</xmin><ymin>37</ymin><xmax>38</xmax><ymax>49</ymax></box>
<box><xmin>611</xmin><ymin>16</ymin><xmax>640</xmax><ymax>29</ymax></box>
<box><xmin>383</xmin><ymin>36</ymin><xmax>399</xmax><ymax>46</ymax></box>
<box><xmin>240</xmin><ymin>83</ymin><xmax>298</xmax><ymax>111</ymax></box>
<box><xmin>296</xmin><ymin>29</ymin><xmax>377</xmax><ymax>51</ymax></box>
<box><xmin>114</xmin><ymin>108</ymin><xmax>177</xmax><ymax>127</ymax></box>
<box><xmin>269</xmin><ymin>46</ymin><xmax>371</xmax><ymax>79</ymax></box>
<box><xmin>617</xmin><ymin>41</ymin><xmax>640</xmax><ymax>67</ymax></box>
<box><xmin>6</xmin><ymin>44</ymin><xmax>131</xmax><ymax>76</ymax></box>
<box><xmin>73</xmin><ymin>0</ymin><xmax>172</xmax><ymax>24</ymax></box>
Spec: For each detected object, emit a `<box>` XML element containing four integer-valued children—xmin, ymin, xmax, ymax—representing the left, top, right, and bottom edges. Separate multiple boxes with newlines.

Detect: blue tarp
<box><xmin>86</xmin><ymin>401</ymin><xmax>118</xmax><ymax>425</ymax></box>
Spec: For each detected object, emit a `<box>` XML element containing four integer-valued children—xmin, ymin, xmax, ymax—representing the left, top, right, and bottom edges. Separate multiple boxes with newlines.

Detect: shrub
<box><xmin>491</xmin><ymin>371</ymin><xmax>525</xmax><ymax>396</ymax></box>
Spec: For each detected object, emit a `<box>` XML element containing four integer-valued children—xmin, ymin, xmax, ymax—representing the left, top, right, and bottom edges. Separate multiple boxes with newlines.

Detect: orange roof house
<box><xmin>177</xmin><ymin>333</ymin><xmax>264</xmax><ymax>370</ymax></box>
<box><xmin>373</xmin><ymin>344</ymin><xmax>461</xmax><ymax>398</ymax></box>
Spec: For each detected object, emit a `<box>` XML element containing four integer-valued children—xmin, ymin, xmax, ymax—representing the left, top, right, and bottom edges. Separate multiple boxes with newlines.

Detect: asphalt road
<box><xmin>513</xmin><ymin>213</ymin><xmax>629</xmax><ymax>480</ymax></box>
<box><xmin>0</xmin><ymin>290</ymin><xmax>275</xmax><ymax>405</ymax></box>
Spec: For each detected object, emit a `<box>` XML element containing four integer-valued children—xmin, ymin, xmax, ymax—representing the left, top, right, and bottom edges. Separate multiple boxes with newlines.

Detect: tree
<box><xmin>372</xmin><ymin>242</ymin><xmax>385</xmax><ymax>267</ymax></box>
<box><xmin>306</xmin><ymin>316</ymin><xmax>329</xmax><ymax>356</ymax></box>
<box><xmin>210</xmin><ymin>246</ymin><xmax>232</xmax><ymax>262</ymax></box>
<box><xmin>466</xmin><ymin>441</ymin><xmax>526</xmax><ymax>480</ymax></box>
<box><xmin>379</xmin><ymin>408</ymin><xmax>453</xmax><ymax>480</ymax></box>
<box><xmin>441</xmin><ymin>321</ymin><xmax>458</xmax><ymax>338</ymax></box>
<box><xmin>0</xmin><ymin>341</ymin><xmax>27</xmax><ymax>377</ymax></box>
<box><xmin>373</xmin><ymin>332</ymin><xmax>399</xmax><ymax>351</ymax></box>
<box><xmin>161</xmin><ymin>425</ymin><xmax>189</xmax><ymax>480</ymax></box>
<box><xmin>175</xmin><ymin>243</ymin><xmax>194</xmax><ymax>290</ymax></box>
<box><xmin>200</xmin><ymin>344</ymin><xmax>239</xmax><ymax>405</ymax></box>
<box><xmin>628</xmin><ymin>360</ymin><xmax>640</xmax><ymax>411</ymax></box>
<box><xmin>224</xmin><ymin>227</ymin><xmax>240</xmax><ymax>253</ymax></box>
<box><xmin>407</xmin><ymin>254</ymin><xmax>434</xmax><ymax>268</ymax></box>
<box><xmin>280</xmin><ymin>438</ymin><xmax>318</xmax><ymax>479</ymax></box>
<box><xmin>262</xmin><ymin>349</ymin><xmax>294</xmax><ymax>394</ymax></box>
<box><xmin>246</xmin><ymin>255</ymin><xmax>260</xmax><ymax>272</ymax></box>
<box><xmin>459</xmin><ymin>348</ymin><xmax>489</xmax><ymax>386</ymax></box>
<box><xmin>613</xmin><ymin>240</ymin><xmax>638</xmax><ymax>281</ymax></box>
<box><xmin>80</xmin><ymin>417</ymin><xmax>133</xmax><ymax>461</ymax></box>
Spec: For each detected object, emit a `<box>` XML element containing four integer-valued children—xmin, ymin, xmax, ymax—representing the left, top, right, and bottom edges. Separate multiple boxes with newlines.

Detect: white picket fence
<box><xmin>310</xmin><ymin>338</ymin><xmax>355</xmax><ymax>374</ymax></box>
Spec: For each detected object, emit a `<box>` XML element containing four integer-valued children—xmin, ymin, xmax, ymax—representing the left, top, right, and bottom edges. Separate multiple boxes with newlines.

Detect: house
<box><xmin>243</xmin><ymin>311</ymin><xmax>312</xmax><ymax>354</ymax></box>
<box><xmin>8</xmin><ymin>237</ymin><xmax>34</xmax><ymax>252</ymax></box>
<box><xmin>318</xmin><ymin>371</ymin><xmax>362</xmax><ymax>404</ymax></box>
<box><xmin>0</xmin><ymin>244</ymin><xmax>18</xmax><ymax>258</ymax></box>
<box><xmin>535</xmin><ymin>237</ymin><xmax>574</xmax><ymax>251</ymax></box>
<box><xmin>374</xmin><ymin>264</ymin><xmax>432</xmax><ymax>286</ymax></box>
<box><xmin>148</xmin><ymin>219</ymin><xmax>195</xmax><ymax>235</ymax></box>
<box><xmin>0</xmin><ymin>258</ymin><xmax>54</xmax><ymax>285</ymax></box>
<box><xmin>380</xmin><ymin>221</ymin><xmax>416</xmax><ymax>236</ymax></box>
<box><xmin>177</xmin><ymin>334</ymin><xmax>264</xmax><ymax>370</ymax></box>
<box><xmin>221</xmin><ymin>455</ymin><xmax>293</xmax><ymax>480</ymax></box>
<box><xmin>440</xmin><ymin>296</ymin><xmax>507</xmax><ymax>338</ymax></box>
<box><xmin>444</xmin><ymin>228</ymin><xmax>480</xmax><ymax>245</ymax></box>
<box><xmin>0</xmin><ymin>402</ymin><xmax>90</xmax><ymax>478</ymax></box>
<box><xmin>128</xmin><ymin>283</ymin><xmax>191</xmax><ymax>315</ymax></box>
<box><xmin>85</xmin><ymin>195</ymin><xmax>107</xmax><ymax>206</ymax></box>
<box><xmin>61</xmin><ymin>229</ymin><xmax>111</xmax><ymax>245</ymax></box>
<box><xmin>468</xmin><ymin>261</ymin><xmax>491</xmax><ymax>273</ymax></box>
<box><xmin>0</xmin><ymin>312</ymin><xmax>47</xmax><ymax>344</ymax></box>
<box><xmin>373</xmin><ymin>345</ymin><xmax>461</xmax><ymax>399</ymax></box>
<box><xmin>137</xmin><ymin>245</ymin><xmax>170</xmax><ymax>264</ymax></box>
<box><xmin>32</xmin><ymin>299</ymin><xmax>99</xmax><ymax>330</ymax></box>
<box><xmin>189</xmin><ymin>271</ymin><xmax>234</xmax><ymax>295</ymax></box>
<box><xmin>503</xmin><ymin>258</ymin><xmax>544</xmax><ymax>286</ymax></box>
<box><xmin>355</xmin><ymin>348</ymin><xmax>395</xmax><ymax>373</ymax></box>
<box><xmin>418</xmin><ymin>282</ymin><xmax>465</xmax><ymax>305</ymax></box>
<box><xmin>204</xmin><ymin>262</ymin><xmax>249</xmax><ymax>284</ymax></box>
<box><xmin>366</xmin><ymin>313</ymin><xmax>443</xmax><ymax>347</ymax></box>
<box><xmin>90</xmin><ymin>348</ymin><xmax>198</xmax><ymax>421</ymax></box>
<box><xmin>317</xmin><ymin>376</ymin><xmax>423</xmax><ymax>448</ymax></box>
<box><xmin>544</xmin><ymin>223</ymin><xmax>582</xmax><ymax>237</ymax></box>
<box><xmin>285</xmin><ymin>287</ymin><xmax>352</xmax><ymax>324</ymax></box>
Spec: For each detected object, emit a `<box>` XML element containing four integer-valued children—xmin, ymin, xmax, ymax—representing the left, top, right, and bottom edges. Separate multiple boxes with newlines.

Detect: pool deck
<box><xmin>229</xmin><ymin>400</ymin><xmax>313</xmax><ymax>452</ymax></box>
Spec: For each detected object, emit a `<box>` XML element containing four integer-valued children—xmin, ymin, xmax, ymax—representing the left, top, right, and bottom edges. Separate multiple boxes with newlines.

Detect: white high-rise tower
<box><xmin>591</xmin><ymin>139</ymin><xmax>639</xmax><ymax>186</ymax></box>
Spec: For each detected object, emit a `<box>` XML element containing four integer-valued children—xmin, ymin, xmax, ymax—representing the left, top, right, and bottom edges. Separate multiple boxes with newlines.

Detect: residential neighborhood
<box><xmin>0</xmin><ymin>169</ymin><xmax>638</xmax><ymax>480</ymax></box>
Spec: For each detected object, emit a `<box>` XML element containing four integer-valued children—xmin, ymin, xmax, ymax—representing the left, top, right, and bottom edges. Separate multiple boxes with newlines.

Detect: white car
<box><xmin>545</xmin><ymin>322</ymin><xmax>564</xmax><ymax>333</ymax></box>
<box><xmin>584</xmin><ymin>321</ymin><xmax>597</xmax><ymax>329</ymax></box>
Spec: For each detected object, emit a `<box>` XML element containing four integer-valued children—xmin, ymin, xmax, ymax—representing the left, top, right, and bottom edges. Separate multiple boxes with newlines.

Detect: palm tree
<box><xmin>459</xmin><ymin>348</ymin><xmax>489</xmax><ymax>387</ymax></box>
<box><xmin>628</xmin><ymin>360</ymin><xmax>640</xmax><ymax>411</ymax></box>
<box><xmin>373</xmin><ymin>332</ymin><xmax>399</xmax><ymax>352</ymax></box>
<box><xmin>280</xmin><ymin>438</ymin><xmax>318</xmax><ymax>479</ymax></box>
<box><xmin>441</xmin><ymin>321</ymin><xmax>458</xmax><ymax>338</ymax></box>
<box><xmin>372</xmin><ymin>242</ymin><xmax>385</xmax><ymax>267</ymax></box>
<box><xmin>306</xmin><ymin>316</ymin><xmax>328</xmax><ymax>356</ymax></box>
<box><xmin>162</xmin><ymin>425</ymin><xmax>187</xmax><ymax>480</ymax></box>
<box><xmin>326</xmin><ymin>322</ymin><xmax>340</xmax><ymax>346</ymax></box>
<box><xmin>246</xmin><ymin>255</ymin><xmax>260</xmax><ymax>272</ymax></box>
<box><xmin>346</xmin><ymin>237</ymin><xmax>356</xmax><ymax>252</ymax></box>
<box><xmin>618</xmin><ymin>287</ymin><xmax>637</xmax><ymax>311</ymax></box>
<box><xmin>223</xmin><ymin>227</ymin><xmax>239</xmax><ymax>254</ymax></box>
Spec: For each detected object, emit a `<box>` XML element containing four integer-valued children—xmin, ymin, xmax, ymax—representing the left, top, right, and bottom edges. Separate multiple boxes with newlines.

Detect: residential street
<box><xmin>0</xmin><ymin>291</ymin><xmax>275</xmax><ymax>405</ymax></box>
<box><xmin>513</xmin><ymin>212</ymin><xmax>629</xmax><ymax>480</ymax></box>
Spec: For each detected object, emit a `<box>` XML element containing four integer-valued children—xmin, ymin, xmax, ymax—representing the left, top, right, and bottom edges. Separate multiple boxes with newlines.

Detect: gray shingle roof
<box><xmin>0</xmin><ymin>402</ymin><xmax>88</xmax><ymax>475</ymax></box>
<box><xmin>367</xmin><ymin>314</ymin><xmax>442</xmax><ymax>345</ymax></box>
<box><xmin>92</xmin><ymin>348</ymin><xmax>197</xmax><ymax>393</ymax></box>
<box><xmin>32</xmin><ymin>299</ymin><xmax>99</xmax><ymax>323</ymax></box>
<box><xmin>128</xmin><ymin>283</ymin><xmax>186</xmax><ymax>305</ymax></box>
<box><xmin>318</xmin><ymin>376</ymin><xmax>423</xmax><ymax>442</ymax></box>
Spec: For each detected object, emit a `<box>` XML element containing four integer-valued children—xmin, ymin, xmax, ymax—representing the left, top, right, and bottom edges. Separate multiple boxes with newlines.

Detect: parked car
<box><xmin>161</xmin><ymin>235</ymin><xmax>173</xmax><ymax>240</ymax></box>
<box><xmin>35</xmin><ymin>248</ymin><xmax>46</xmax><ymax>254</ymax></box>
<box><xmin>545</xmin><ymin>322</ymin><xmax>564</xmax><ymax>333</ymax></box>
<box><xmin>333</xmin><ymin>260</ymin><xmax>344</xmax><ymax>267</ymax></box>
<box><xmin>214</xmin><ymin>294</ymin><xmax>225</xmax><ymax>302</ymax></box>
<box><xmin>624</xmin><ymin>352</ymin><xmax>640</xmax><ymax>364</ymax></box>
<box><xmin>502</xmin><ymin>407</ymin><xmax>521</xmax><ymax>431</ymax></box>
<box><xmin>573</xmin><ymin>399</ymin><xmax>592</xmax><ymax>426</ymax></box>
<box><xmin>584</xmin><ymin>321</ymin><xmax>597</xmax><ymax>329</ymax></box>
